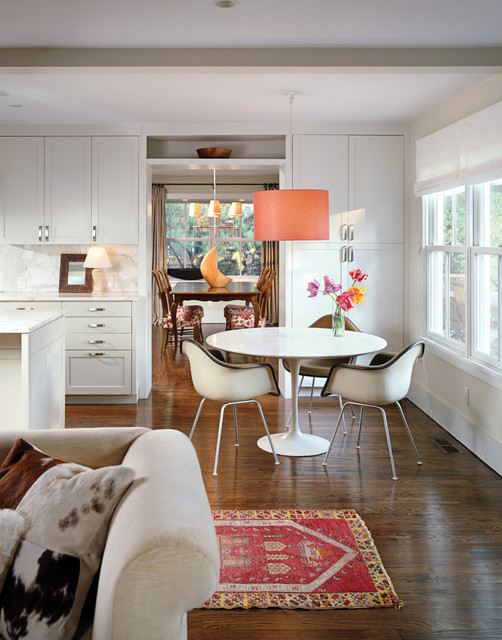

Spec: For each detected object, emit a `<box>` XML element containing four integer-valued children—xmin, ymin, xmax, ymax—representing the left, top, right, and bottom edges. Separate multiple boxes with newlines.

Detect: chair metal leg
<box><xmin>396</xmin><ymin>401</ymin><xmax>422</xmax><ymax>464</ymax></box>
<box><xmin>350</xmin><ymin>403</ymin><xmax>356</xmax><ymax>419</ymax></box>
<box><xmin>338</xmin><ymin>395</ymin><xmax>348</xmax><ymax>435</ymax></box>
<box><xmin>378</xmin><ymin>406</ymin><xmax>398</xmax><ymax>481</ymax></box>
<box><xmin>213</xmin><ymin>404</ymin><xmax>227</xmax><ymax>476</ymax></box>
<box><xmin>233</xmin><ymin>404</ymin><xmax>239</xmax><ymax>446</ymax></box>
<box><xmin>356</xmin><ymin>406</ymin><xmax>364</xmax><ymax>448</ymax></box>
<box><xmin>189</xmin><ymin>397</ymin><xmax>206</xmax><ymax>440</ymax></box>
<box><xmin>252</xmin><ymin>400</ymin><xmax>280</xmax><ymax>466</ymax></box>
<box><xmin>308</xmin><ymin>377</ymin><xmax>315</xmax><ymax>414</ymax></box>
<box><xmin>322</xmin><ymin>402</ymin><xmax>349</xmax><ymax>466</ymax></box>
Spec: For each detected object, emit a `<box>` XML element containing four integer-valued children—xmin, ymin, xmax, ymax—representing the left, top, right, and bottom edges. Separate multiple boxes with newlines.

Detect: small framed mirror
<box><xmin>59</xmin><ymin>254</ymin><xmax>93</xmax><ymax>293</ymax></box>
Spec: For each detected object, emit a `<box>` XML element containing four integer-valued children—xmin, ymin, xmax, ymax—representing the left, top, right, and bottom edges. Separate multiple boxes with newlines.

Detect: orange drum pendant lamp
<box><xmin>254</xmin><ymin>189</ymin><xmax>329</xmax><ymax>240</ymax></box>
<box><xmin>253</xmin><ymin>92</ymin><xmax>329</xmax><ymax>241</ymax></box>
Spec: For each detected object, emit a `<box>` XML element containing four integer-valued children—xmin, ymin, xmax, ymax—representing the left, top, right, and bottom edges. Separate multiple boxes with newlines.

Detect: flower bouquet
<box><xmin>307</xmin><ymin>268</ymin><xmax>368</xmax><ymax>336</ymax></box>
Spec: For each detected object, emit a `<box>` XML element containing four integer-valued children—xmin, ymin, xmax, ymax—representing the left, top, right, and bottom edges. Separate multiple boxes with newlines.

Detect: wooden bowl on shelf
<box><xmin>196</xmin><ymin>147</ymin><xmax>232</xmax><ymax>159</ymax></box>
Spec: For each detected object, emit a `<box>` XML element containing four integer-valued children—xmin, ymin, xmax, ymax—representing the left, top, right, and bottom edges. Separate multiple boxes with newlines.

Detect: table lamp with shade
<box><xmin>83</xmin><ymin>246</ymin><xmax>112</xmax><ymax>294</ymax></box>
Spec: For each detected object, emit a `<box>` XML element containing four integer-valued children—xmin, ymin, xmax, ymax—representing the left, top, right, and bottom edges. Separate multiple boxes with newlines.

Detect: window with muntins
<box><xmin>424</xmin><ymin>179</ymin><xmax>502</xmax><ymax>370</ymax></box>
<box><xmin>166</xmin><ymin>201</ymin><xmax>262</xmax><ymax>277</ymax></box>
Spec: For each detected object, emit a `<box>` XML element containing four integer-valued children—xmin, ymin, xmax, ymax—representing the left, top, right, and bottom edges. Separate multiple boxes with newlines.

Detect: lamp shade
<box><xmin>253</xmin><ymin>189</ymin><xmax>329</xmax><ymax>240</ymax></box>
<box><xmin>83</xmin><ymin>246</ymin><xmax>112</xmax><ymax>269</ymax></box>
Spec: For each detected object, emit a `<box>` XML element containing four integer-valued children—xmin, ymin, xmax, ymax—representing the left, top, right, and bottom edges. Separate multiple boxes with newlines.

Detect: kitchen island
<box><xmin>0</xmin><ymin>310</ymin><xmax>65</xmax><ymax>430</ymax></box>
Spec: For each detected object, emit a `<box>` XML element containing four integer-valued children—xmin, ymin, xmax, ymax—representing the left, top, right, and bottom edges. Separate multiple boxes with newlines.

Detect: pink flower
<box><xmin>322</xmin><ymin>276</ymin><xmax>342</xmax><ymax>296</ymax></box>
<box><xmin>349</xmin><ymin>269</ymin><xmax>368</xmax><ymax>283</ymax></box>
<box><xmin>307</xmin><ymin>279</ymin><xmax>320</xmax><ymax>297</ymax></box>
<box><xmin>336</xmin><ymin>290</ymin><xmax>355</xmax><ymax>311</ymax></box>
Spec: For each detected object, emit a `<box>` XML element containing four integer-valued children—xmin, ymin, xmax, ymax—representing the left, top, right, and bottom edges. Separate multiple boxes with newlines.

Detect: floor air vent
<box><xmin>433</xmin><ymin>438</ymin><xmax>463</xmax><ymax>454</ymax></box>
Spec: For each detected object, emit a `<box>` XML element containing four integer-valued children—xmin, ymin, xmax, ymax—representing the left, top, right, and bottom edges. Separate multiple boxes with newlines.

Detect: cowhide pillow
<box><xmin>0</xmin><ymin>438</ymin><xmax>135</xmax><ymax>640</ymax></box>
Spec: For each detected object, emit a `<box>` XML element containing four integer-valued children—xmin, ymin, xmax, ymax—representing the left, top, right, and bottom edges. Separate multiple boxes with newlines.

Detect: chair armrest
<box><xmin>92</xmin><ymin>429</ymin><xmax>219</xmax><ymax>640</ymax></box>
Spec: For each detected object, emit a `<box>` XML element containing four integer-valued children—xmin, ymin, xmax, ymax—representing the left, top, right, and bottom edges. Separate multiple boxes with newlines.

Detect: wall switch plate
<box><xmin>464</xmin><ymin>386</ymin><xmax>469</xmax><ymax>405</ymax></box>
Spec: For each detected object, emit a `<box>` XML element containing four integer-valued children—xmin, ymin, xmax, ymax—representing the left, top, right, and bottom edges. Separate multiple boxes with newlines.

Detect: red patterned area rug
<box><xmin>201</xmin><ymin>509</ymin><xmax>402</xmax><ymax>610</ymax></box>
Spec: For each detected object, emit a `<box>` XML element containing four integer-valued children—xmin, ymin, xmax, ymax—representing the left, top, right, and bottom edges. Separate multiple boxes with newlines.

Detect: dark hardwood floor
<box><xmin>66</xmin><ymin>327</ymin><xmax>502</xmax><ymax>640</ymax></box>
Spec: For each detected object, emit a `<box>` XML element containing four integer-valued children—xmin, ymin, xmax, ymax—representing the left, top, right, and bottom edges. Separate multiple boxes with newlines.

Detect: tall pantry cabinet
<box><xmin>291</xmin><ymin>134</ymin><xmax>404</xmax><ymax>352</ymax></box>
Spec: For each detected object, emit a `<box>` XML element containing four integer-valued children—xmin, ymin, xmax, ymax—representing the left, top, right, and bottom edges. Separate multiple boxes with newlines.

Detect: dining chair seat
<box><xmin>225</xmin><ymin>310</ymin><xmax>267</xmax><ymax>329</ymax></box>
<box><xmin>162</xmin><ymin>304</ymin><xmax>204</xmax><ymax>330</ymax></box>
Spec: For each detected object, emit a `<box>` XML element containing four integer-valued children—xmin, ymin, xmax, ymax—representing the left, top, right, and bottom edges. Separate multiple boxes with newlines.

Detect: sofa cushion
<box><xmin>0</xmin><ymin>438</ymin><xmax>135</xmax><ymax>640</ymax></box>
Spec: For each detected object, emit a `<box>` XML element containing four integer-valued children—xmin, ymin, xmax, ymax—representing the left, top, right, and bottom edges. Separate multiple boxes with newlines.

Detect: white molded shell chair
<box><xmin>321</xmin><ymin>342</ymin><xmax>425</xmax><ymax>480</ymax></box>
<box><xmin>181</xmin><ymin>338</ymin><xmax>280</xmax><ymax>475</ymax></box>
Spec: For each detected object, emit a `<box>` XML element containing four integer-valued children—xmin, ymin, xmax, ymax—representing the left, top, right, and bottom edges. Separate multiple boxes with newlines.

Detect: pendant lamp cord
<box><xmin>286</xmin><ymin>91</ymin><xmax>300</xmax><ymax>189</ymax></box>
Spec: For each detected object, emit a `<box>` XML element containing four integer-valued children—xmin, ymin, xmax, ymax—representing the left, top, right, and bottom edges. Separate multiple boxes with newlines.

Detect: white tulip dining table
<box><xmin>206</xmin><ymin>327</ymin><xmax>387</xmax><ymax>457</ymax></box>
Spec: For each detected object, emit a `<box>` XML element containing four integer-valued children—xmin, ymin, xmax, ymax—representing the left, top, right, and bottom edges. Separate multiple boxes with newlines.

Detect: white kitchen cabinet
<box><xmin>0</xmin><ymin>137</ymin><xmax>45</xmax><ymax>243</ymax></box>
<box><xmin>0</xmin><ymin>135</ymin><xmax>139</xmax><ymax>245</ymax></box>
<box><xmin>291</xmin><ymin>134</ymin><xmax>404</xmax><ymax>349</ymax></box>
<box><xmin>92</xmin><ymin>137</ymin><xmax>139</xmax><ymax>244</ymax></box>
<box><xmin>63</xmin><ymin>300</ymin><xmax>133</xmax><ymax>395</ymax></box>
<box><xmin>348</xmin><ymin>136</ymin><xmax>404</xmax><ymax>244</ymax></box>
<box><xmin>45</xmin><ymin>137</ymin><xmax>92</xmax><ymax>243</ymax></box>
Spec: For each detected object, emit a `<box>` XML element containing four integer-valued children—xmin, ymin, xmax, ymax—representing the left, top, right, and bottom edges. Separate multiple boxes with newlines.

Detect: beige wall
<box><xmin>407</xmin><ymin>75</ymin><xmax>502</xmax><ymax>472</ymax></box>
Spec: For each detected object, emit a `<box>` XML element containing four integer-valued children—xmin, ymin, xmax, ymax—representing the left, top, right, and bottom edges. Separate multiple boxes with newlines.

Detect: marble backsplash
<box><xmin>0</xmin><ymin>244</ymin><xmax>138</xmax><ymax>292</ymax></box>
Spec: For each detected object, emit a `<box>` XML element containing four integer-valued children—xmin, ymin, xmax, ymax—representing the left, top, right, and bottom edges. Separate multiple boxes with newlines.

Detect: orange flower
<box><xmin>348</xmin><ymin>286</ymin><xmax>365</xmax><ymax>304</ymax></box>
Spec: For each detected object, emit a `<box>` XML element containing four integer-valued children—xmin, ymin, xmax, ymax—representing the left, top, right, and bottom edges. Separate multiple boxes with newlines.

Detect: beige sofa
<box><xmin>0</xmin><ymin>427</ymin><xmax>220</xmax><ymax>640</ymax></box>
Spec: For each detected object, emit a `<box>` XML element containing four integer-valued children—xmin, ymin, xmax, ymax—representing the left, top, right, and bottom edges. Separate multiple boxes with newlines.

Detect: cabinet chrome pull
<box><xmin>88</xmin><ymin>307</ymin><xmax>105</xmax><ymax>312</ymax></box>
<box><xmin>341</xmin><ymin>224</ymin><xmax>348</xmax><ymax>241</ymax></box>
<box><xmin>341</xmin><ymin>246</ymin><xmax>347</xmax><ymax>262</ymax></box>
<box><xmin>88</xmin><ymin>323</ymin><xmax>105</xmax><ymax>328</ymax></box>
<box><xmin>45</xmin><ymin>225</ymin><xmax>49</xmax><ymax>241</ymax></box>
<box><xmin>348</xmin><ymin>246</ymin><xmax>354</xmax><ymax>262</ymax></box>
<box><xmin>89</xmin><ymin>352</ymin><xmax>105</xmax><ymax>357</ymax></box>
<box><xmin>348</xmin><ymin>224</ymin><xmax>354</xmax><ymax>241</ymax></box>
<box><xmin>88</xmin><ymin>340</ymin><xmax>105</xmax><ymax>344</ymax></box>
<box><xmin>92</xmin><ymin>225</ymin><xmax>97</xmax><ymax>241</ymax></box>
<box><xmin>38</xmin><ymin>226</ymin><xmax>43</xmax><ymax>242</ymax></box>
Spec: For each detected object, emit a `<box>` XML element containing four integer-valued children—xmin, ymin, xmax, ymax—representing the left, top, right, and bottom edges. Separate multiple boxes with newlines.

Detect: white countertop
<box><xmin>0</xmin><ymin>310</ymin><xmax>64</xmax><ymax>333</ymax></box>
<box><xmin>0</xmin><ymin>292</ymin><xmax>137</xmax><ymax>302</ymax></box>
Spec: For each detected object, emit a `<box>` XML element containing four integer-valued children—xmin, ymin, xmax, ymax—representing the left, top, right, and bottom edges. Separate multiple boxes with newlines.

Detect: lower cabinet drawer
<box><xmin>65</xmin><ymin>333</ymin><xmax>132</xmax><ymax>350</ymax></box>
<box><xmin>65</xmin><ymin>350</ymin><xmax>131</xmax><ymax>395</ymax></box>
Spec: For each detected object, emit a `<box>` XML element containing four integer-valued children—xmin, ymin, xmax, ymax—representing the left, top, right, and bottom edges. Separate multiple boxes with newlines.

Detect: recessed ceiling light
<box><xmin>213</xmin><ymin>0</ymin><xmax>240</xmax><ymax>8</ymax></box>
<box><xmin>9</xmin><ymin>104</ymin><xmax>23</xmax><ymax>108</ymax></box>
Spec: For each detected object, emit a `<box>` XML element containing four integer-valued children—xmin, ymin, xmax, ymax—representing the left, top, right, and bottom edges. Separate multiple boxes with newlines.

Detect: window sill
<box><xmin>421</xmin><ymin>336</ymin><xmax>502</xmax><ymax>391</ymax></box>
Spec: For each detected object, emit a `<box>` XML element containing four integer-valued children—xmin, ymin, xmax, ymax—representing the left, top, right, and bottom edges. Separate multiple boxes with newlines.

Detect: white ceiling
<box><xmin>0</xmin><ymin>0</ymin><xmax>500</xmax><ymax>126</ymax></box>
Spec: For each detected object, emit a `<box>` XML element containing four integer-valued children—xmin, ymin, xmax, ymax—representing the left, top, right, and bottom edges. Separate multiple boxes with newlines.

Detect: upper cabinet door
<box><xmin>348</xmin><ymin>136</ymin><xmax>404</xmax><ymax>244</ymax></box>
<box><xmin>92</xmin><ymin>137</ymin><xmax>139</xmax><ymax>244</ymax></box>
<box><xmin>0</xmin><ymin>137</ymin><xmax>44</xmax><ymax>243</ymax></box>
<box><xmin>293</xmin><ymin>134</ymin><xmax>349</xmax><ymax>241</ymax></box>
<box><xmin>45</xmin><ymin>137</ymin><xmax>92</xmax><ymax>243</ymax></box>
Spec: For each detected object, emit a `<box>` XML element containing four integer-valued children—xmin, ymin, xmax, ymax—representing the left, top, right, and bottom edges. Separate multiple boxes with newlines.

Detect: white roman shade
<box><xmin>414</xmin><ymin>101</ymin><xmax>502</xmax><ymax>196</ymax></box>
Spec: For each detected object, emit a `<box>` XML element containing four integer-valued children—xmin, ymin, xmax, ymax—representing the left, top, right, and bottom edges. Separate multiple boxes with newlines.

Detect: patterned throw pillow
<box><xmin>0</xmin><ymin>439</ymin><xmax>135</xmax><ymax>640</ymax></box>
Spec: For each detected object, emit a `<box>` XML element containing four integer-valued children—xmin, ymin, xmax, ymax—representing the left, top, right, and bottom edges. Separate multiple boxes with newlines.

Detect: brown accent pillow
<box><xmin>0</xmin><ymin>439</ymin><xmax>135</xmax><ymax>640</ymax></box>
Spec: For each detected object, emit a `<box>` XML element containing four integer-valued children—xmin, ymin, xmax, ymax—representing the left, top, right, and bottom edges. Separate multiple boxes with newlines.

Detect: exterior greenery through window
<box><xmin>425</xmin><ymin>179</ymin><xmax>502</xmax><ymax>369</ymax></box>
<box><xmin>166</xmin><ymin>201</ymin><xmax>262</xmax><ymax>277</ymax></box>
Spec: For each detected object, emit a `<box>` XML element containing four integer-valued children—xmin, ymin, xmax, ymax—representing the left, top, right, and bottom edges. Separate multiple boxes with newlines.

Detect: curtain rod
<box><xmin>152</xmin><ymin>182</ymin><xmax>268</xmax><ymax>187</ymax></box>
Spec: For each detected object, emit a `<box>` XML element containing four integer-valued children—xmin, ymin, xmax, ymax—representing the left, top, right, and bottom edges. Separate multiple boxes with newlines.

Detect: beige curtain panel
<box><xmin>262</xmin><ymin>240</ymin><xmax>279</xmax><ymax>326</ymax></box>
<box><xmin>151</xmin><ymin>186</ymin><xmax>167</xmax><ymax>324</ymax></box>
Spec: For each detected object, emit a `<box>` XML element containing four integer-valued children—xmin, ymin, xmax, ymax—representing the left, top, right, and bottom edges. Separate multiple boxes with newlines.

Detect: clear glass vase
<box><xmin>331</xmin><ymin>305</ymin><xmax>345</xmax><ymax>337</ymax></box>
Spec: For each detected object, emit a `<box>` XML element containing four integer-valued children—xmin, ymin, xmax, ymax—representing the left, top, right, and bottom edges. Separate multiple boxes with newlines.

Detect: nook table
<box><xmin>206</xmin><ymin>327</ymin><xmax>387</xmax><ymax>457</ymax></box>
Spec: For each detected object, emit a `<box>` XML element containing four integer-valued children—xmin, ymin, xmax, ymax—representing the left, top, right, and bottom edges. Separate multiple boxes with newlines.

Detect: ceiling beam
<box><xmin>0</xmin><ymin>47</ymin><xmax>501</xmax><ymax>70</ymax></box>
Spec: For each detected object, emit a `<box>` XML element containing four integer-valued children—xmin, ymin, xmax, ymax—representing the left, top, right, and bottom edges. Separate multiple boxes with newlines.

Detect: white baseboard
<box><xmin>408</xmin><ymin>381</ymin><xmax>502</xmax><ymax>477</ymax></box>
